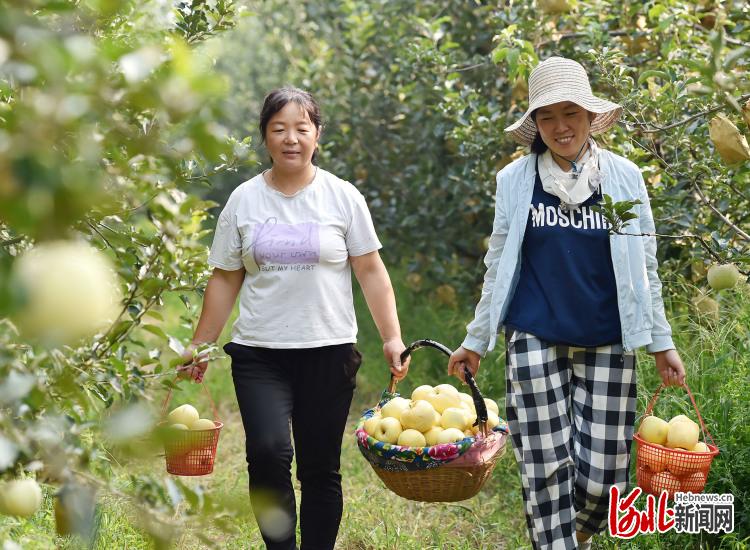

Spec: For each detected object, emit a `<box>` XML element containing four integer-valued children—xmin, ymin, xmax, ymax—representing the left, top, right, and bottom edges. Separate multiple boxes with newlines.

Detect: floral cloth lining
<box><xmin>355</xmin><ymin>399</ymin><xmax>509</xmax><ymax>472</ymax></box>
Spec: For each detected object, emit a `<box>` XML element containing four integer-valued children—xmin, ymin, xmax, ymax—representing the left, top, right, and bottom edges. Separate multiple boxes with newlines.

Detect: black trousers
<box><xmin>224</xmin><ymin>342</ymin><xmax>361</xmax><ymax>550</ymax></box>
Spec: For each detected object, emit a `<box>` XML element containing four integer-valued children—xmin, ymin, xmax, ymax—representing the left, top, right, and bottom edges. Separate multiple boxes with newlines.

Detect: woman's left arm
<box><xmin>637</xmin><ymin>172</ymin><xmax>686</xmax><ymax>386</ymax></box>
<box><xmin>350</xmin><ymin>251</ymin><xmax>410</xmax><ymax>380</ymax></box>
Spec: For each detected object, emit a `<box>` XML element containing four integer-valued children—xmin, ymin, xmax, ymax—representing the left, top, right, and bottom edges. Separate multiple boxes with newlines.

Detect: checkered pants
<box><xmin>505</xmin><ymin>329</ymin><xmax>637</xmax><ymax>550</ymax></box>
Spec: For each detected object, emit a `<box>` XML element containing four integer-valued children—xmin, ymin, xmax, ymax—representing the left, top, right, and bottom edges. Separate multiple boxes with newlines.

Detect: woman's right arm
<box><xmin>448</xmin><ymin>170</ymin><xmax>511</xmax><ymax>380</ymax></box>
<box><xmin>179</xmin><ymin>267</ymin><xmax>245</xmax><ymax>381</ymax></box>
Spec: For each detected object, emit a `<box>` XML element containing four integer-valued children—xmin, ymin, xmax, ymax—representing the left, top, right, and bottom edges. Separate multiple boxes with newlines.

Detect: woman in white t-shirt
<box><xmin>179</xmin><ymin>87</ymin><xmax>409</xmax><ymax>550</ymax></box>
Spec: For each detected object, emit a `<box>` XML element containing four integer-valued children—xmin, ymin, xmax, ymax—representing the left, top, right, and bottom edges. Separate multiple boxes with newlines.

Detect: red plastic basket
<box><xmin>634</xmin><ymin>383</ymin><xmax>719</xmax><ymax>499</ymax></box>
<box><xmin>160</xmin><ymin>381</ymin><xmax>223</xmax><ymax>476</ymax></box>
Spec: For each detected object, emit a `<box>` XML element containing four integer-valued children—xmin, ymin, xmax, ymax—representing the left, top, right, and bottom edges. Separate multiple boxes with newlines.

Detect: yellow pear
<box><xmin>692</xmin><ymin>441</ymin><xmax>710</xmax><ymax>453</ymax></box>
<box><xmin>363</xmin><ymin>414</ymin><xmax>381</xmax><ymax>437</ymax></box>
<box><xmin>400</xmin><ymin>400</ymin><xmax>438</xmax><ymax>432</ymax></box>
<box><xmin>666</xmin><ymin>449</ymin><xmax>703</xmax><ymax>476</ymax></box>
<box><xmin>682</xmin><ymin>472</ymin><xmax>707</xmax><ymax>492</ymax></box>
<box><xmin>168</xmin><ymin>404</ymin><xmax>199</xmax><ymax>427</ymax></box>
<box><xmin>666</xmin><ymin>420</ymin><xmax>699</xmax><ymax>450</ymax></box>
<box><xmin>436</xmin><ymin>428</ymin><xmax>466</xmax><ymax>444</ymax></box>
<box><xmin>537</xmin><ymin>0</ymin><xmax>573</xmax><ymax>14</ymax></box>
<box><xmin>692</xmin><ymin>293</ymin><xmax>719</xmax><ymax>318</ymax></box>
<box><xmin>441</xmin><ymin>408</ymin><xmax>469</xmax><ymax>431</ymax></box>
<box><xmin>381</xmin><ymin>397</ymin><xmax>410</xmax><ymax>419</ymax></box>
<box><xmin>397</xmin><ymin>429</ymin><xmax>426</xmax><ymax>448</ymax></box>
<box><xmin>638</xmin><ymin>416</ymin><xmax>669</xmax><ymax>445</ymax></box>
<box><xmin>483</xmin><ymin>398</ymin><xmax>500</xmax><ymax>416</ymax></box>
<box><xmin>424</xmin><ymin>426</ymin><xmax>444</xmax><ymax>446</ymax></box>
<box><xmin>669</xmin><ymin>414</ymin><xmax>693</xmax><ymax>426</ymax></box>
<box><xmin>651</xmin><ymin>471</ymin><xmax>681</xmax><ymax>495</ymax></box>
<box><xmin>707</xmin><ymin>263</ymin><xmax>742</xmax><ymax>290</ymax></box>
<box><xmin>638</xmin><ymin>443</ymin><xmax>667</xmax><ymax>473</ymax></box>
<box><xmin>709</xmin><ymin>114</ymin><xmax>750</xmax><ymax>165</ymax></box>
<box><xmin>191</xmin><ymin>418</ymin><xmax>216</xmax><ymax>430</ymax></box>
<box><xmin>411</xmin><ymin>385</ymin><xmax>433</xmax><ymax>402</ymax></box>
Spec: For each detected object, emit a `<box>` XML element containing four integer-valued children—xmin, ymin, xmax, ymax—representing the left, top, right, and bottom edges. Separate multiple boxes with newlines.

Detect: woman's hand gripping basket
<box><xmin>355</xmin><ymin>339</ymin><xmax>509</xmax><ymax>502</ymax></box>
<box><xmin>634</xmin><ymin>383</ymin><xmax>719</xmax><ymax>499</ymax></box>
<box><xmin>159</xmin><ymin>381</ymin><xmax>224</xmax><ymax>476</ymax></box>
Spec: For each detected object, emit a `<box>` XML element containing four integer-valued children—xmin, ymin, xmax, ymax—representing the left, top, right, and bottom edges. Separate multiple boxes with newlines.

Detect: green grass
<box><xmin>2</xmin><ymin>273</ymin><xmax>750</xmax><ymax>548</ymax></box>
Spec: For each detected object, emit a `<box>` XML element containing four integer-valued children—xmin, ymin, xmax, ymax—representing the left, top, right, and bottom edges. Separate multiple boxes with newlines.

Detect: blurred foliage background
<box><xmin>0</xmin><ymin>0</ymin><xmax>749</xmax><ymax>548</ymax></box>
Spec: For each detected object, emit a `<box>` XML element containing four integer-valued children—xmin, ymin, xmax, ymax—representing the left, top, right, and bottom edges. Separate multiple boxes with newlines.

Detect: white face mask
<box><xmin>539</xmin><ymin>139</ymin><xmax>603</xmax><ymax>211</ymax></box>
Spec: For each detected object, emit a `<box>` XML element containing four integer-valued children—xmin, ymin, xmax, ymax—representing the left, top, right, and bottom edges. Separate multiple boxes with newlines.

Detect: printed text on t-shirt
<box><xmin>250</xmin><ymin>218</ymin><xmax>320</xmax><ymax>266</ymax></box>
<box><xmin>529</xmin><ymin>203</ymin><xmax>612</xmax><ymax>230</ymax></box>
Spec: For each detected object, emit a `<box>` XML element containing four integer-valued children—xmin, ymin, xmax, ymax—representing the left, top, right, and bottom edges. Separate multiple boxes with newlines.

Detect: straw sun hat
<box><xmin>504</xmin><ymin>56</ymin><xmax>623</xmax><ymax>145</ymax></box>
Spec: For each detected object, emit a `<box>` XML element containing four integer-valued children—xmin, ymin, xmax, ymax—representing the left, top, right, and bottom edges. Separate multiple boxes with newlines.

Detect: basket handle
<box><xmin>160</xmin><ymin>377</ymin><xmax>221</xmax><ymax>422</ymax></box>
<box><xmin>387</xmin><ymin>339</ymin><xmax>492</xmax><ymax>437</ymax></box>
<box><xmin>644</xmin><ymin>382</ymin><xmax>716</xmax><ymax>448</ymax></box>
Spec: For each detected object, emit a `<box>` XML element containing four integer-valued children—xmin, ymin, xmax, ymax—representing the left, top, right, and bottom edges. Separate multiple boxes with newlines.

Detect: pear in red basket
<box><xmin>668</xmin><ymin>414</ymin><xmax>692</xmax><ymax>426</ymax></box>
<box><xmin>436</xmin><ymin>427</ymin><xmax>465</xmax><ymax>444</ymax></box>
<box><xmin>666</xmin><ymin>420</ymin><xmax>699</xmax><ymax>450</ymax></box>
<box><xmin>424</xmin><ymin>426</ymin><xmax>444</xmax><ymax>445</ymax></box>
<box><xmin>185</xmin><ymin>449</ymin><xmax>213</xmax><ymax>468</ymax></box>
<box><xmin>666</xmin><ymin>450</ymin><xmax>698</xmax><ymax>476</ymax></box>
<box><xmin>168</xmin><ymin>404</ymin><xmax>199</xmax><ymax>427</ymax></box>
<box><xmin>425</xmin><ymin>385</ymin><xmax>461</xmax><ymax>414</ymax></box>
<box><xmin>191</xmin><ymin>418</ymin><xmax>216</xmax><ymax>430</ymax></box>
<box><xmin>441</xmin><ymin>408</ymin><xmax>470</xmax><ymax>431</ymax></box>
<box><xmin>397</xmin><ymin>429</ymin><xmax>426</xmax><ymax>447</ymax></box>
<box><xmin>637</xmin><ymin>443</ymin><xmax>667</xmax><ymax>472</ymax></box>
<box><xmin>651</xmin><ymin>471</ymin><xmax>680</xmax><ymax>496</ymax></box>
<box><xmin>170</xmin><ymin>423</ymin><xmax>189</xmax><ymax>430</ymax></box>
<box><xmin>373</xmin><ymin>417</ymin><xmax>402</xmax><ymax>444</ymax></box>
<box><xmin>692</xmin><ymin>442</ymin><xmax>709</xmax><ymax>453</ymax></box>
<box><xmin>682</xmin><ymin>472</ymin><xmax>707</xmax><ymax>492</ymax></box>
<box><xmin>638</xmin><ymin>415</ymin><xmax>669</xmax><ymax>445</ymax></box>
<box><xmin>381</xmin><ymin>396</ymin><xmax>410</xmax><ymax>420</ymax></box>
<box><xmin>411</xmin><ymin>385</ymin><xmax>434</xmax><ymax>402</ymax></box>
<box><xmin>400</xmin><ymin>400</ymin><xmax>438</xmax><ymax>432</ymax></box>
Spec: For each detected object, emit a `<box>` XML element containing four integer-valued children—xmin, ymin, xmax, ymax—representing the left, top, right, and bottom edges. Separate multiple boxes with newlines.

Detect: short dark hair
<box><xmin>530</xmin><ymin>132</ymin><xmax>548</xmax><ymax>154</ymax></box>
<box><xmin>529</xmin><ymin>110</ymin><xmax>548</xmax><ymax>154</ymax></box>
<box><xmin>259</xmin><ymin>87</ymin><xmax>322</xmax><ymax>163</ymax></box>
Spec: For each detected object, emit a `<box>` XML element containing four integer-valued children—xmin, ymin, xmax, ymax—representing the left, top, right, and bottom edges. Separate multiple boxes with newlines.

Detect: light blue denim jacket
<box><xmin>462</xmin><ymin>150</ymin><xmax>675</xmax><ymax>355</ymax></box>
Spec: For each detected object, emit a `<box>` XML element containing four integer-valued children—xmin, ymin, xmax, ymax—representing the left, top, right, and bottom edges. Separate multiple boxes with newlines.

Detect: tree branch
<box><xmin>536</xmin><ymin>29</ymin><xmax>634</xmax><ymax>48</ymax></box>
<box><xmin>692</xmin><ymin>182</ymin><xmax>750</xmax><ymax>241</ymax></box>
<box><xmin>86</xmin><ymin>220</ymin><xmax>115</xmax><ymax>251</ymax></box>
<box><xmin>691</xmin><ymin>24</ymin><xmax>750</xmax><ymax>48</ymax></box>
<box><xmin>1</xmin><ymin>236</ymin><xmax>24</xmax><ymax>247</ymax></box>
<box><xmin>452</xmin><ymin>61</ymin><xmax>489</xmax><ymax>73</ymax></box>
<box><xmin>613</xmin><ymin>229</ymin><xmax>728</xmax><ymax>265</ymax></box>
<box><xmin>627</xmin><ymin>135</ymin><xmax>750</xmax><ymax>242</ymax></box>
<box><xmin>92</xmin><ymin>237</ymin><xmax>166</xmax><ymax>359</ymax></box>
<box><xmin>629</xmin><ymin>93</ymin><xmax>750</xmax><ymax>134</ymax></box>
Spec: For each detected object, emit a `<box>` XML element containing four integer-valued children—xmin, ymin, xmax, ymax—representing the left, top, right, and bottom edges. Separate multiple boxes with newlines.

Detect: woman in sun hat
<box><xmin>447</xmin><ymin>57</ymin><xmax>686</xmax><ymax>549</ymax></box>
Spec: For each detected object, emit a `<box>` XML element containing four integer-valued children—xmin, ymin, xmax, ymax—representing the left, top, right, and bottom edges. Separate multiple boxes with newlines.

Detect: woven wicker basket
<box><xmin>370</xmin><ymin>431</ymin><xmax>507</xmax><ymax>502</ymax></box>
<box><xmin>358</xmin><ymin>339</ymin><xmax>508</xmax><ymax>502</ymax></box>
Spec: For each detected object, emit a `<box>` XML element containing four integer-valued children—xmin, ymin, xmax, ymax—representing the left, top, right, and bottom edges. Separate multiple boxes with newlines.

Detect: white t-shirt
<box><xmin>208</xmin><ymin>168</ymin><xmax>382</xmax><ymax>348</ymax></box>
